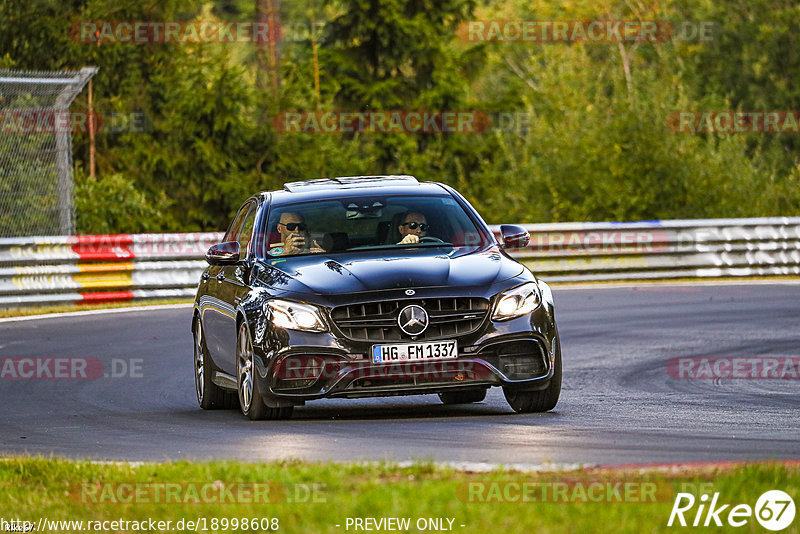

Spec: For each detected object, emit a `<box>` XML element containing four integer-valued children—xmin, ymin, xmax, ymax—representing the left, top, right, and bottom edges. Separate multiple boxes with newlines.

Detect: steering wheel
<box><xmin>419</xmin><ymin>236</ymin><xmax>445</xmax><ymax>244</ymax></box>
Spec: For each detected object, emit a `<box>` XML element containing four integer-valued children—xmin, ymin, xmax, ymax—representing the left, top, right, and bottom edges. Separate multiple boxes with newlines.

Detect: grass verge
<box><xmin>0</xmin><ymin>458</ymin><xmax>798</xmax><ymax>533</ymax></box>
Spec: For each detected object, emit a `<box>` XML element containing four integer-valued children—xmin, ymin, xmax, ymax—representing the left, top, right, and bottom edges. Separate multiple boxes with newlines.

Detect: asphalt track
<box><xmin>1</xmin><ymin>283</ymin><xmax>798</xmax><ymax>466</ymax></box>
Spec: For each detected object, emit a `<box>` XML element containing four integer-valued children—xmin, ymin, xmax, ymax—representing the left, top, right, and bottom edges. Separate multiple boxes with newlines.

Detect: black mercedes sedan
<box><xmin>192</xmin><ymin>175</ymin><xmax>561</xmax><ymax>419</ymax></box>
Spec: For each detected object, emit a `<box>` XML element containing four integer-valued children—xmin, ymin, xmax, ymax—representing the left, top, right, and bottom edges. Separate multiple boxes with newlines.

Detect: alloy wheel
<box><xmin>237</xmin><ymin>325</ymin><xmax>254</xmax><ymax>412</ymax></box>
<box><xmin>193</xmin><ymin>317</ymin><xmax>205</xmax><ymax>404</ymax></box>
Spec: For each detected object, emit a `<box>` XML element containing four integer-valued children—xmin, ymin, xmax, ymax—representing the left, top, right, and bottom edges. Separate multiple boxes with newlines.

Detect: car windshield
<box><xmin>260</xmin><ymin>194</ymin><xmax>492</xmax><ymax>259</ymax></box>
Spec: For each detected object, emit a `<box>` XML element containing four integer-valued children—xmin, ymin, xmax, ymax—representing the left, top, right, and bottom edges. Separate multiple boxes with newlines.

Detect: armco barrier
<box><xmin>0</xmin><ymin>217</ymin><xmax>798</xmax><ymax>307</ymax></box>
<box><xmin>492</xmin><ymin>217</ymin><xmax>800</xmax><ymax>282</ymax></box>
<box><xmin>0</xmin><ymin>233</ymin><xmax>222</xmax><ymax>307</ymax></box>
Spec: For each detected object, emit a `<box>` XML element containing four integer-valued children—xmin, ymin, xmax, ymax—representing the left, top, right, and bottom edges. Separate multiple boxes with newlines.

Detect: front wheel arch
<box><xmin>235</xmin><ymin>316</ymin><xmax>293</xmax><ymax>420</ymax></box>
<box><xmin>503</xmin><ymin>328</ymin><xmax>562</xmax><ymax>413</ymax></box>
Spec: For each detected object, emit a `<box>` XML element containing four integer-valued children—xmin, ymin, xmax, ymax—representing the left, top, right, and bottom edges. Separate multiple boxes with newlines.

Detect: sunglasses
<box><xmin>400</xmin><ymin>222</ymin><xmax>429</xmax><ymax>231</ymax></box>
<box><xmin>279</xmin><ymin>222</ymin><xmax>307</xmax><ymax>231</ymax></box>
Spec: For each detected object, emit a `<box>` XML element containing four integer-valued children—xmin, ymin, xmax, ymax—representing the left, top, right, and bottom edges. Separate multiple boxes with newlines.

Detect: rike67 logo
<box><xmin>668</xmin><ymin>490</ymin><xmax>795</xmax><ymax>531</ymax></box>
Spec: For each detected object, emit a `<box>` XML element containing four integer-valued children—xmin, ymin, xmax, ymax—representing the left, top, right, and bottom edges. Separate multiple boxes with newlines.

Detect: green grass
<box><xmin>0</xmin><ymin>458</ymin><xmax>798</xmax><ymax>533</ymax></box>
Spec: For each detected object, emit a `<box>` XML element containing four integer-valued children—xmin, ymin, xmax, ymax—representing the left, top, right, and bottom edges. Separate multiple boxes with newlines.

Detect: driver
<box><xmin>276</xmin><ymin>212</ymin><xmax>325</xmax><ymax>255</ymax></box>
<box><xmin>397</xmin><ymin>212</ymin><xmax>429</xmax><ymax>244</ymax></box>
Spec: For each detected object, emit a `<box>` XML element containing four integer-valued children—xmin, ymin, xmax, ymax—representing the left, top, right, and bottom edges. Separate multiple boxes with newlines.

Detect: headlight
<box><xmin>266</xmin><ymin>299</ymin><xmax>328</xmax><ymax>332</ymax></box>
<box><xmin>492</xmin><ymin>282</ymin><xmax>542</xmax><ymax>321</ymax></box>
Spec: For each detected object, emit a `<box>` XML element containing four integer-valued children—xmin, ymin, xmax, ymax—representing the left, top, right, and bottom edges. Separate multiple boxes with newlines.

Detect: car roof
<box><xmin>261</xmin><ymin>175</ymin><xmax>450</xmax><ymax>205</ymax></box>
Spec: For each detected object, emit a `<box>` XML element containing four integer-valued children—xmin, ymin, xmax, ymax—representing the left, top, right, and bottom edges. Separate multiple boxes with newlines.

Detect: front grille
<box><xmin>331</xmin><ymin>297</ymin><xmax>489</xmax><ymax>342</ymax></box>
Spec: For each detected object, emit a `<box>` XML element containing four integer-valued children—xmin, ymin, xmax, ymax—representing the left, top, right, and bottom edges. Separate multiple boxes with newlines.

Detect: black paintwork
<box><xmin>193</xmin><ymin>178</ymin><xmax>558</xmax><ymax>407</ymax></box>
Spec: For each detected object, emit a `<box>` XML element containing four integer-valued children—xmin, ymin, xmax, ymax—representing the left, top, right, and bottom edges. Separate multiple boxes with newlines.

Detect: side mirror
<box><xmin>499</xmin><ymin>225</ymin><xmax>530</xmax><ymax>249</ymax></box>
<box><xmin>206</xmin><ymin>241</ymin><xmax>241</xmax><ymax>265</ymax></box>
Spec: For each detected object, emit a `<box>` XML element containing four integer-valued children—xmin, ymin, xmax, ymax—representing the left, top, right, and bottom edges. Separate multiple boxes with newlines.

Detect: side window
<box><xmin>237</xmin><ymin>204</ymin><xmax>258</xmax><ymax>257</ymax></box>
<box><xmin>223</xmin><ymin>201</ymin><xmax>253</xmax><ymax>243</ymax></box>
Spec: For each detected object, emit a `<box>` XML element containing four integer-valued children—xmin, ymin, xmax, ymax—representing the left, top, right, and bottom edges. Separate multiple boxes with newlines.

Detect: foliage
<box><xmin>73</xmin><ymin>170</ymin><xmax>163</xmax><ymax>233</ymax></box>
<box><xmin>0</xmin><ymin>0</ymin><xmax>798</xmax><ymax>233</ymax></box>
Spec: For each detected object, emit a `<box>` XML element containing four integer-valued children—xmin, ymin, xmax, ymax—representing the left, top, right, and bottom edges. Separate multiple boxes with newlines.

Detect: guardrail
<box><xmin>0</xmin><ymin>217</ymin><xmax>798</xmax><ymax>307</ymax></box>
<box><xmin>0</xmin><ymin>233</ymin><xmax>222</xmax><ymax>307</ymax></box>
<box><xmin>499</xmin><ymin>217</ymin><xmax>800</xmax><ymax>282</ymax></box>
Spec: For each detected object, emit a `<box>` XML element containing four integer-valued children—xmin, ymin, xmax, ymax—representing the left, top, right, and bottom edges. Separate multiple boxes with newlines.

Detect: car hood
<box><xmin>256</xmin><ymin>247</ymin><xmax>524</xmax><ymax>295</ymax></box>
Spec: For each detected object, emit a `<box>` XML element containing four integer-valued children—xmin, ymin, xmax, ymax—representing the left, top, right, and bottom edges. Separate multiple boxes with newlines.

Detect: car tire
<box><xmin>503</xmin><ymin>331</ymin><xmax>562</xmax><ymax>413</ymax></box>
<box><xmin>438</xmin><ymin>388</ymin><xmax>487</xmax><ymax>405</ymax></box>
<box><xmin>237</xmin><ymin>321</ymin><xmax>294</xmax><ymax>421</ymax></box>
<box><xmin>193</xmin><ymin>314</ymin><xmax>237</xmax><ymax>410</ymax></box>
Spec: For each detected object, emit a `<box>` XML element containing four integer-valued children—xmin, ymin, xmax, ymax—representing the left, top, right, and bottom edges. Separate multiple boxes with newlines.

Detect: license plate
<box><xmin>371</xmin><ymin>340</ymin><xmax>458</xmax><ymax>364</ymax></box>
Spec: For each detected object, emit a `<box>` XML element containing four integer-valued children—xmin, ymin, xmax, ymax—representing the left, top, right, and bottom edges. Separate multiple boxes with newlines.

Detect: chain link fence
<box><xmin>0</xmin><ymin>67</ymin><xmax>97</xmax><ymax>237</ymax></box>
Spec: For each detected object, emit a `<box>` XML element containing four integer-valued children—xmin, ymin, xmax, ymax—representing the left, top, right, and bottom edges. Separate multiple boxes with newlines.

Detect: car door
<box><xmin>214</xmin><ymin>201</ymin><xmax>259</xmax><ymax>374</ymax></box>
<box><xmin>202</xmin><ymin>201</ymin><xmax>252</xmax><ymax>374</ymax></box>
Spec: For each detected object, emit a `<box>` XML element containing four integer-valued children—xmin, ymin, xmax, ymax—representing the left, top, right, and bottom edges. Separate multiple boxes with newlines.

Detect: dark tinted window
<box><xmin>223</xmin><ymin>200</ymin><xmax>255</xmax><ymax>243</ymax></box>
<box><xmin>237</xmin><ymin>204</ymin><xmax>258</xmax><ymax>256</ymax></box>
<box><xmin>260</xmin><ymin>194</ymin><xmax>490</xmax><ymax>258</ymax></box>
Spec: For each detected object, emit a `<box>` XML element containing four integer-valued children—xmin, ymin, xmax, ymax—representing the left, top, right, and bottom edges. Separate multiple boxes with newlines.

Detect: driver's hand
<box><xmin>398</xmin><ymin>234</ymin><xmax>419</xmax><ymax>244</ymax></box>
<box><xmin>310</xmin><ymin>240</ymin><xmax>325</xmax><ymax>254</ymax></box>
<box><xmin>284</xmin><ymin>234</ymin><xmax>306</xmax><ymax>254</ymax></box>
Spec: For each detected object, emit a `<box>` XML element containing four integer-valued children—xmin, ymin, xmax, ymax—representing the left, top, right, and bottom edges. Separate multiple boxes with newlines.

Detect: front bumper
<box><xmin>250</xmin><ymin>302</ymin><xmax>558</xmax><ymax>403</ymax></box>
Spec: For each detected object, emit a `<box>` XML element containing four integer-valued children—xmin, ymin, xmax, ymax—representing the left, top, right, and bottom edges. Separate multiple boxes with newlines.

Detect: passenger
<box><xmin>397</xmin><ymin>212</ymin><xmax>429</xmax><ymax>244</ymax></box>
<box><xmin>276</xmin><ymin>212</ymin><xmax>325</xmax><ymax>255</ymax></box>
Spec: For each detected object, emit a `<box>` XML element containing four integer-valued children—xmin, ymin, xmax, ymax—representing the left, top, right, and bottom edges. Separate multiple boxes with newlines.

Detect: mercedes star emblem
<box><xmin>397</xmin><ymin>305</ymin><xmax>429</xmax><ymax>336</ymax></box>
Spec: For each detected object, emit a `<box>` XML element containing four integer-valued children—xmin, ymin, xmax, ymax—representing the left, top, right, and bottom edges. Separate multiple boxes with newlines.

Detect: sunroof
<box><xmin>283</xmin><ymin>175</ymin><xmax>419</xmax><ymax>192</ymax></box>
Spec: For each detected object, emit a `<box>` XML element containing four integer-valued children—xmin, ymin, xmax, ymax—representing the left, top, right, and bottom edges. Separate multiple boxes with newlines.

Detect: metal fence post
<box><xmin>0</xmin><ymin>67</ymin><xmax>97</xmax><ymax>237</ymax></box>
